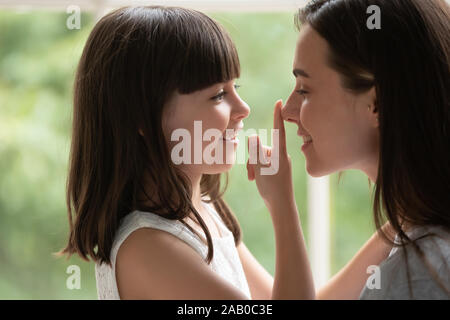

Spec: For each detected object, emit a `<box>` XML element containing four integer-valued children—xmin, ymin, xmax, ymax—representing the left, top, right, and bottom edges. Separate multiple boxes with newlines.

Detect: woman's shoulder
<box><xmin>407</xmin><ymin>225</ymin><xmax>450</xmax><ymax>263</ymax></box>
<box><xmin>390</xmin><ymin>225</ymin><xmax>449</xmax><ymax>271</ymax></box>
<box><xmin>359</xmin><ymin>225</ymin><xmax>450</xmax><ymax>299</ymax></box>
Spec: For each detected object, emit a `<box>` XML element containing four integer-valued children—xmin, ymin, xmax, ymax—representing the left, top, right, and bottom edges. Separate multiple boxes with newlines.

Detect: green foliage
<box><xmin>0</xmin><ymin>10</ymin><xmax>374</xmax><ymax>299</ymax></box>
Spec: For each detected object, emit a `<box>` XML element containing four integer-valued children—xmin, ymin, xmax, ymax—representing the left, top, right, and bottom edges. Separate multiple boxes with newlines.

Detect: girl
<box><xmin>58</xmin><ymin>6</ymin><xmax>315</xmax><ymax>300</ymax></box>
<box><xmin>250</xmin><ymin>0</ymin><xmax>450</xmax><ymax>299</ymax></box>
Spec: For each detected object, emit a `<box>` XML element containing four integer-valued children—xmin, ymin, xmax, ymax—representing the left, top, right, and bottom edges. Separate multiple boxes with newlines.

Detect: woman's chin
<box><xmin>305</xmin><ymin>162</ymin><xmax>325</xmax><ymax>178</ymax></box>
<box><xmin>306</xmin><ymin>161</ymin><xmax>338</xmax><ymax>178</ymax></box>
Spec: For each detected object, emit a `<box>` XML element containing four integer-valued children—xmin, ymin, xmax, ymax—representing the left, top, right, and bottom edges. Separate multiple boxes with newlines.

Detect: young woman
<box><xmin>58</xmin><ymin>6</ymin><xmax>315</xmax><ymax>300</ymax></box>
<box><xmin>249</xmin><ymin>0</ymin><xmax>450</xmax><ymax>299</ymax></box>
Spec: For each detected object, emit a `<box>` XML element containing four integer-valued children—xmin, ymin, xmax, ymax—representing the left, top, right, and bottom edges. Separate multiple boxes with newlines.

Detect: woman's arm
<box><xmin>237</xmin><ymin>222</ymin><xmax>393</xmax><ymax>300</ymax></box>
<box><xmin>316</xmin><ymin>223</ymin><xmax>394</xmax><ymax>299</ymax></box>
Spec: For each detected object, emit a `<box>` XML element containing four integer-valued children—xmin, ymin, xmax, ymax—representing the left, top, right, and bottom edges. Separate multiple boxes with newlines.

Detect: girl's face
<box><xmin>163</xmin><ymin>80</ymin><xmax>250</xmax><ymax>177</ymax></box>
<box><xmin>282</xmin><ymin>25</ymin><xmax>379</xmax><ymax>180</ymax></box>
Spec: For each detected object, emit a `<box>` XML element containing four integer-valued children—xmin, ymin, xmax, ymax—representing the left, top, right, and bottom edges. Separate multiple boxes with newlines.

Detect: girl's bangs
<box><xmin>176</xmin><ymin>15</ymin><xmax>241</xmax><ymax>93</ymax></box>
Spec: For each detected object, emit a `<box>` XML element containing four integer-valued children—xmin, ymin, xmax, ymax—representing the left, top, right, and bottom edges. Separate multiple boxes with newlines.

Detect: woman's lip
<box><xmin>301</xmin><ymin>140</ymin><xmax>313</xmax><ymax>152</ymax></box>
<box><xmin>297</xmin><ymin>129</ymin><xmax>312</xmax><ymax>137</ymax></box>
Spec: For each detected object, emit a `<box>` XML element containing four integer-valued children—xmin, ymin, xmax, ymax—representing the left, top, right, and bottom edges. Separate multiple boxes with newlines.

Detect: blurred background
<box><xmin>0</xmin><ymin>1</ymin><xmax>376</xmax><ymax>299</ymax></box>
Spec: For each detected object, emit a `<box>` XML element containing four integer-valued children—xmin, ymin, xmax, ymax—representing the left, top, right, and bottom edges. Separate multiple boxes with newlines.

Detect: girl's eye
<box><xmin>211</xmin><ymin>90</ymin><xmax>226</xmax><ymax>101</ymax></box>
<box><xmin>211</xmin><ymin>84</ymin><xmax>241</xmax><ymax>102</ymax></box>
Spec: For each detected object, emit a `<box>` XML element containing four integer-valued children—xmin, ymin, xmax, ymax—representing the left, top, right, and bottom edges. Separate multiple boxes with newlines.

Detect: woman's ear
<box><xmin>367</xmin><ymin>87</ymin><xmax>379</xmax><ymax>128</ymax></box>
<box><xmin>139</xmin><ymin>129</ymin><xmax>144</xmax><ymax>136</ymax></box>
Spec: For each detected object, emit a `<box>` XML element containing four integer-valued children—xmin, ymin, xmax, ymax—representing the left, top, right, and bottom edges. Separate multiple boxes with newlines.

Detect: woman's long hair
<box><xmin>57</xmin><ymin>6</ymin><xmax>243</xmax><ymax>266</ymax></box>
<box><xmin>297</xmin><ymin>0</ymin><xmax>450</xmax><ymax>297</ymax></box>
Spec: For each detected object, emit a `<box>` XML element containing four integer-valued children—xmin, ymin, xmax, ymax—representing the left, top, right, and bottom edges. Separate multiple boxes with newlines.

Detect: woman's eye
<box><xmin>296</xmin><ymin>89</ymin><xmax>309</xmax><ymax>97</ymax></box>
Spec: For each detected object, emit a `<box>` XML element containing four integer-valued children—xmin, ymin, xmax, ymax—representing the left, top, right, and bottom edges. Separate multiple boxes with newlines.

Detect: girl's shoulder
<box><xmin>110</xmin><ymin>210</ymin><xmax>208</xmax><ymax>267</ymax></box>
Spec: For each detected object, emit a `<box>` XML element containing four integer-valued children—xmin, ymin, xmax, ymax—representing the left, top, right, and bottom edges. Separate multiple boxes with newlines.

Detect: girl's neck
<box><xmin>186</xmin><ymin>172</ymin><xmax>204</xmax><ymax>211</ymax></box>
<box><xmin>138</xmin><ymin>170</ymin><xmax>204</xmax><ymax>214</ymax></box>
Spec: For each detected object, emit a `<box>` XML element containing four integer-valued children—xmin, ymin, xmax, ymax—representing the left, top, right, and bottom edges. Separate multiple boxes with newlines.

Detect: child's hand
<box><xmin>246</xmin><ymin>100</ymin><xmax>295</xmax><ymax>211</ymax></box>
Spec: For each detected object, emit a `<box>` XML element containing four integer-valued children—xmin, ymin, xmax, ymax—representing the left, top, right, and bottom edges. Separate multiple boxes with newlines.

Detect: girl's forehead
<box><xmin>193</xmin><ymin>80</ymin><xmax>237</xmax><ymax>93</ymax></box>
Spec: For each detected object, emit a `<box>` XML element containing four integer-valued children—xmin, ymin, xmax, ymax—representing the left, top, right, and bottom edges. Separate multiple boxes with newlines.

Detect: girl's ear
<box><xmin>139</xmin><ymin>129</ymin><xmax>144</xmax><ymax>136</ymax></box>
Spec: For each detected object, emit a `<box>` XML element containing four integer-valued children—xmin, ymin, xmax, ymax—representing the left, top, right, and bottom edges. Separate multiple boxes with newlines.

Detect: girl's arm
<box><xmin>237</xmin><ymin>242</ymin><xmax>273</xmax><ymax>300</ymax></box>
<box><xmin>115</xmin><ymin>101</ymin><xmax>314</xmax><ymax>300</ymax></box>
<box><xmin>246</xmin><ymin>100</ymin><xmax>315</xmax><ymax>300</ymax></box>
<box><xmin>316</xmin><ymin>223</ymin><xmax>393</xmax><ymax>299</ymax></box>
<box><xmin>236</xmin><ymin>201</ymin><xmax>313</xmax><ymax>300</ymax></box>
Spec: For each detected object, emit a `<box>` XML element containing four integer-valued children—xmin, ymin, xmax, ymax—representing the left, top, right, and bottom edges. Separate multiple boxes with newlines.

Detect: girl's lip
<box><xmin>222</xmin><ymin>127</ymin><xmax>242</xmax><ymax>142</ymax></box>
<box><xmin>222</xmin><ymin>136</ymin><xmax>239</xmax><ymax>143</ymax></box>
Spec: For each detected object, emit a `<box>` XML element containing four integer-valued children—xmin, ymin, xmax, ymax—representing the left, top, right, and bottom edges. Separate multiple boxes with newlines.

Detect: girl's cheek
<box><xmin>205</xmin><ymin>106</ymin><xmax>230</xmax><ymax>131</ymax></box>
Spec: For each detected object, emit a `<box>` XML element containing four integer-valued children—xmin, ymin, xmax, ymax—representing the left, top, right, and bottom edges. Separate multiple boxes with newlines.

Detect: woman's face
<box><xmin>282</xmin><ymin>25</ymin><xmax>379</xmax><ymax>180</ymax></box>
<box><xmin>162</xmin><ymin>79</ymin><xmax>250</xmax><ymax>177</ymax></box>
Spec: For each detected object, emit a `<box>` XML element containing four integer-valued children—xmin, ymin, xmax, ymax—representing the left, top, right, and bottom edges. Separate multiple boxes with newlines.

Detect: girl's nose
<box><xmin>232</xmin><ymin>97</ymin><xmax>250</xmax><ymax>121</ymax></box>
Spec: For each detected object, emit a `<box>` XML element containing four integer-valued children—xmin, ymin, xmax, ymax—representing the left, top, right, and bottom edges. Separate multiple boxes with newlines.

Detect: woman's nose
<box><xmin>281</xmin><ymin>92</ymin><xmax>300</xmax><ymax>123</ymax></box>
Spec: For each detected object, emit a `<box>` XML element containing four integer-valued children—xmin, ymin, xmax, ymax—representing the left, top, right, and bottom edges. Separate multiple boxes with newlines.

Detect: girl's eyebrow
<box><xmin>203</xmin><ymin>83</ymin><xmax>223</xmax><ymax>93</ymax></box>
<box><xmin>293</xmin><ymin>68</ymin><xmax>311</xmax><ymax>78</ymax></box>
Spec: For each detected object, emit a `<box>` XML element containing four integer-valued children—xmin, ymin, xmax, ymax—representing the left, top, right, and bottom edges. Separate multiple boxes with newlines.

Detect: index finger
<box><xmin>273</xmin><ymin>99</ymin><xmax>287</xmax><ymax>155</ymax></box>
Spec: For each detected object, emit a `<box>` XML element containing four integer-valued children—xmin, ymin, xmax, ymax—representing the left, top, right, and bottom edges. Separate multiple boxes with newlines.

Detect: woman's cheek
<box><xmin>299</xmin><ymin>102</ymin><xmax>313</xmax><ymax>132</ymax></box>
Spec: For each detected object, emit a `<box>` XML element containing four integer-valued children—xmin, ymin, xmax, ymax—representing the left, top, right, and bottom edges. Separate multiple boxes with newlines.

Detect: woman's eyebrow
<box><xmin>293</xmin><ymin>68</ymin><xmax>311</xmax><ymax>78</ymax></box>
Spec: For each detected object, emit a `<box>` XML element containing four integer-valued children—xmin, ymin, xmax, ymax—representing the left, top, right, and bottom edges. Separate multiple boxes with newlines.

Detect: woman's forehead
<box><xmin>294</xmin><ymin>26</ymin><xmax>333</xmax><ymax>83</ymax></box>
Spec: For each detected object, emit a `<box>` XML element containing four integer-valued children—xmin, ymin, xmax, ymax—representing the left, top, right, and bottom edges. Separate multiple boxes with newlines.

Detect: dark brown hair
<box><xmin>296</xmin><ymin>0</ymin><xmax>450</xmax><ymax>297</ymax></box>
<box><xmin>57</xmin><ymin>6</ymin><xmax>242</xmax><ymax>266</ymax></box>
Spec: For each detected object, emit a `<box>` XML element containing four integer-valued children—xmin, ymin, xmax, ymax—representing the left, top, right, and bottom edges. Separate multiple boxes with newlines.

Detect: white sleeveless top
<box><xmin>94</xmin><ymin>202</ymin><xmax>252</xmax><ymax>299</ymax></box>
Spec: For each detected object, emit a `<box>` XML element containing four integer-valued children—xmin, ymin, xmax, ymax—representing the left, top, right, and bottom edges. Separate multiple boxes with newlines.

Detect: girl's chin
<box><xmin>202</xmin><ymin>163</ymin><xmax>235</xmax><ymax>175</ymax></box>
